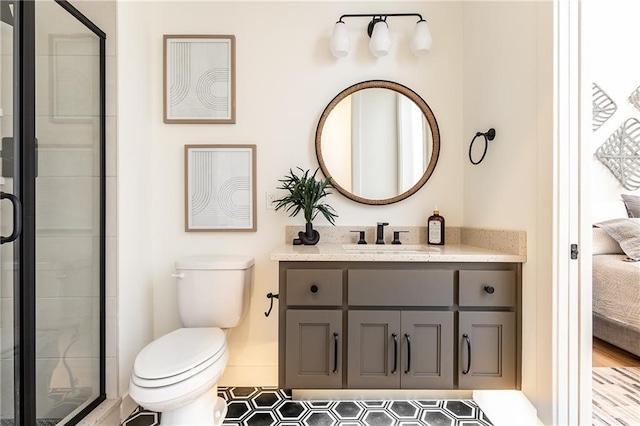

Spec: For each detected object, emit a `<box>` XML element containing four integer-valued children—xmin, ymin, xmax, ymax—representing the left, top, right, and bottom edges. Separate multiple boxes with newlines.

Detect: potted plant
<box><xmin>274</xmin><ymin>167</ymin><xmax>338</xmax><ymax>245</ymax></box>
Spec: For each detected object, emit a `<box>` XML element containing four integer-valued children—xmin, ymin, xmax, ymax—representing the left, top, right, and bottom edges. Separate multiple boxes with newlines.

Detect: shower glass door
<box><xmin>0</xmin><ymin>0</ymin><xmax>104</xmax><ymax>424</ymax></box>
<box><xmin>34</xmin><ymin>0</ymin><xmax>104</xmax><ymax>423</ymax></box>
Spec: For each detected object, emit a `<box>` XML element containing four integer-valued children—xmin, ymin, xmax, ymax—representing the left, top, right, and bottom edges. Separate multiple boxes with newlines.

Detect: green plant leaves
<box><xmin>274</xmin><ymin>167</ymin><xmax>338</xmax><ymax>225</ymax></box>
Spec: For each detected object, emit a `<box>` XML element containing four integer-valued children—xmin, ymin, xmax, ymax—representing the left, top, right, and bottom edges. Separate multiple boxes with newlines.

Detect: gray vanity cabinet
<box><xmin>278</xmin><ymin>262</ymin><xmax>521</xmax><ymax>391</ymax></box>
<box><xmin>347</xmin><ymin>310</ymin><xmax>454</xmax><ymax>389</ymax></box>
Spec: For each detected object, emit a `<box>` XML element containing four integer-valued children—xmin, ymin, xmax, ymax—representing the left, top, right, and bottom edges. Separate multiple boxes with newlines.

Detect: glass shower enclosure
<box><xmin>0</xmin><ymin>0</ymin><xmax>105</xmax><ymax>424</ymax></box>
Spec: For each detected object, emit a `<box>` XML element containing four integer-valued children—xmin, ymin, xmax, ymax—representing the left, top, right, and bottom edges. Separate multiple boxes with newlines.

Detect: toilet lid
<box><xmin>133</xmin><ymin>328</ymin><xmax>226</xmax><ymax>380</ymax></box>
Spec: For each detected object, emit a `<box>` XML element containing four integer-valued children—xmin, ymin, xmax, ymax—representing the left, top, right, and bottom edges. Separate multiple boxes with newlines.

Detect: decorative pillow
<box><xmin>594</xmin><ymin>218</ymin><xmax>640</xmax><ymax>260</ymax></box>
<box><xmin>592</xmin><ymin>227</ymin><xmax>624</xmax><ymax>255</ymax></box>
<box><xmin>622</xmin><ymin>193</ymin><xmax>640</xmax><ymax>218</ymax></box>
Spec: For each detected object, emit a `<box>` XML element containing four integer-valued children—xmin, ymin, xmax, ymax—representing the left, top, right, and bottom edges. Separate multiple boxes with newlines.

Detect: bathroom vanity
<box><xmin>271</xmin><ymin>231</ymin><xmax>525</xmax><ymax>392</ymax></box>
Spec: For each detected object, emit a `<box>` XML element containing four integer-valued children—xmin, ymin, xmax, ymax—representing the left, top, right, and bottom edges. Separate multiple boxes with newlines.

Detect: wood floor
<box><xmin>593</xmin><ymin>337</ymin><xmax>640</xmax><ymax>367</ymax></box>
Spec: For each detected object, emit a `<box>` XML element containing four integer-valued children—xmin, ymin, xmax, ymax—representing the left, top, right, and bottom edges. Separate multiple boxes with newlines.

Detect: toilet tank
<box><xmin>174</xmin><ymin>255</ymin><xmax>254</xmax><ymax>328</ymax></box>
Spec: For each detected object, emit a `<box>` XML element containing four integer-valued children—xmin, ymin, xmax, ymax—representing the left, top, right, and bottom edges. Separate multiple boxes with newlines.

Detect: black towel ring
<box><xmin>468</xmin><ymin>128</ymin><xmax>496</xmax><ymax>165</ymax></box>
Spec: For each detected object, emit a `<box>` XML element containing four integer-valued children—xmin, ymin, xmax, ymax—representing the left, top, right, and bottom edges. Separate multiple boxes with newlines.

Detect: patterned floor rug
<box><xmin>593</xmin><ymin>367</ymin><xmax>640</xmax><ymax>425</ymax></box>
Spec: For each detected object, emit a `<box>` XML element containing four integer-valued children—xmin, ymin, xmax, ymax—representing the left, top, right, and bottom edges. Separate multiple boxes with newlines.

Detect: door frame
<box><xmin>553</xmin><ymin>0</ymin><xmax>591</xmax><ymax>424</ymax></box>
<box><xmin>15</xmin><ymin>1</ymin><xmax>36</xmax><ymax>422</ymax></box>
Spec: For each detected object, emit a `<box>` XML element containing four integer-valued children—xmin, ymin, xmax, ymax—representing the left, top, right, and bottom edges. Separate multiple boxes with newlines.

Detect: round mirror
<box><xmin>315</xmin><ymin>80</ymin><xmax>440</xmax><ymax>205</ymax></box>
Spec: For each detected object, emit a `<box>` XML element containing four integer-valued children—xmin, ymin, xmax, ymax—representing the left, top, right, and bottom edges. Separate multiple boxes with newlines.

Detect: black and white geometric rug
<box><xmin>122</xmin><ymin>387</ymin><xmax>494</xmax><ymax>426</ymax></box>
<box><xmin>592</xmin><ymin>367</ymin><xmax>640</xmax><ymax>425</ymax></box>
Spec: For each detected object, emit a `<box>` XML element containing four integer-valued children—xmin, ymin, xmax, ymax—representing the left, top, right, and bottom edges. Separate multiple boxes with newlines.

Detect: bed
<box><xmin>592</xmin><ymin>221</ymin><xmax>640</xmax><ymax>357</ymax></box>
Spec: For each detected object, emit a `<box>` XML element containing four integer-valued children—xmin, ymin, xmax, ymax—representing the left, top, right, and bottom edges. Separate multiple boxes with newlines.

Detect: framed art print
<box><xmin>164</xmin><ymin>35</ymin><xmax>236</xmax><ymax>123</ymax></box>
<box><xmin>185</xmin><ymin>145</ymin><xmax>256</xmax><ymax>231</ymax></box>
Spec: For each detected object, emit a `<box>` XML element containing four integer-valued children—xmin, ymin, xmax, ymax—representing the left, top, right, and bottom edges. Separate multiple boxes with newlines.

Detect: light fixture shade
<box><xmin>369</xmin><ymin>21</ymin><xmax>391</xmax><ymax>57</ymax></box>
<box><xmin>330</xmin><ymin>21</ymin><xmax>350</xmax><ymax>58</ymax></box>
<box><xmin>410</xmin><ymin>20</ymin><xmax>432</xmax><ymax>56</ymax></box>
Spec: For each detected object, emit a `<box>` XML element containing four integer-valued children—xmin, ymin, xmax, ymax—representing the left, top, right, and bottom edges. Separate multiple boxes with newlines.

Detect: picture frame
<box><xmin>164</xmin><ymin>35</ymin><xmax>236</xmax><ymax>124</ymax></box>
<box><xmin>185</xmin><ymin>144</ymin><xmax>256</xmax><ymax>231</ymax></box>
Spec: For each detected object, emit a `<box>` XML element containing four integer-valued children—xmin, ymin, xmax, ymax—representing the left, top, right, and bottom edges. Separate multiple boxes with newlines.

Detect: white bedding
<box><xmin>592</xmin><ymin>253</ymin><xmax>640</xmax><ymax>332</ymax></box>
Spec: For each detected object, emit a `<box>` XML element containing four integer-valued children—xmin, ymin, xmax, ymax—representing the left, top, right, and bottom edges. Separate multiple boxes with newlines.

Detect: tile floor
<box><xmin>122</xmin><ymin>387</ymin><xmax>494</xmax><ymax>426</ymax></box>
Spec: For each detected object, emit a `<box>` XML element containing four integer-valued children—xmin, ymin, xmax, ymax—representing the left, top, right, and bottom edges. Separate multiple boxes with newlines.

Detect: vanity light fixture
<box><xmin>330</xmin><ymin>13</ymin><xmax>432</xmax><ymax>58</ymax></box>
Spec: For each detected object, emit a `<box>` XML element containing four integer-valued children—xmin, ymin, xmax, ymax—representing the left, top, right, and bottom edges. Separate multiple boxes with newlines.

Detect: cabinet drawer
<box><xmin>348</xmin><ymin>270</ymin><xmax>454</xmax><ymax>306</ymax></box>
<box><xmin>459</xmin><ymin>270</ymin><xmax>515</xmax><ymax>307</ymax></box>
<box><xmin>286</xmin><ymin>269</ymin><xmax>343</xmax><ymax>306</ymax></box>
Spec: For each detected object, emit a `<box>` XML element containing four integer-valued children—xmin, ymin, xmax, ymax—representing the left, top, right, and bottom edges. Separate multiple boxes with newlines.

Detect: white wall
<box><xmin>590</xmin><ymin>0</ymin><xmax>640</xmax><ymax>222</ymax></box>
<box><xmin>117</xmin><ymin>1</ymin><xmax>464</xmax><ymax>387</ymax></box>
<box><xmin>117</xmin><ymin>2</ymin><xmax>557</xmax><ymax>422</ymax></box>
<box><xmin>461</xmin><ymin>2</ymin><xmax>553</xmax><ymax>423</ymax></box>
<box><xmin>117</xmin><ymin>2</ymin><xmax>154</xmax><ymax>397</ymax></box>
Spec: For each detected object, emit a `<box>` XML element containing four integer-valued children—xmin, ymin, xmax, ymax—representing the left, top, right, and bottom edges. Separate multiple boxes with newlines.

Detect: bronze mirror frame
<box><xmin>315</xmin><ymin>80</ymin><xmax>440</xmax><ymax>205</ymax></box>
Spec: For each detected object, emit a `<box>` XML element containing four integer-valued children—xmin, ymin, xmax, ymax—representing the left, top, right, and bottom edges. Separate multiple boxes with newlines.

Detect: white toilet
<box><xmin>129</xmin><ymin>255</ymin><xmax>254</xmax><ymax>425</ymax></box>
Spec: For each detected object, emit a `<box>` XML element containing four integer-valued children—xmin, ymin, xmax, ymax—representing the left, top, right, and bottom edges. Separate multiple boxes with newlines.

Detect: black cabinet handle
<box><xmin>310</xmin><ymin>284</ymin><xmax>319</xmax><ymax>293</ymax></box>
<box><xmin>484</xmin><ymin>285</ymin><xmax>495</xmax><ymax>294</ymax></box>
<box><xmin>0</xmin><ymin>192</ymin><xmax>22</xmax><ymax>244</ymax></box>
<box><xmin>391</xmin><ymin>333</ymin><xmax>398</xmax><ymax>374</ymax></box>
<box><xmin>333</xmin><ymin>332</ymin><xmax>339</xmax><ymax>374</ymax></box>
<box><xmin>404</xmin><ymin>333</ymin><xmax>411</xmax><ymax>374</ymax></box>
<box><xmin>462</xmin><ymin>333</ymin><xmax>472</xmax><ymax>375</ymax></box>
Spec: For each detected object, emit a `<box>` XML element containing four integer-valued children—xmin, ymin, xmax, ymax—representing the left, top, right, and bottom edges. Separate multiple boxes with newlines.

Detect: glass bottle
<box><xmin>427</xmin><ymin>208</ymin><xmax>445</xmax><ymax>245</ymax></box>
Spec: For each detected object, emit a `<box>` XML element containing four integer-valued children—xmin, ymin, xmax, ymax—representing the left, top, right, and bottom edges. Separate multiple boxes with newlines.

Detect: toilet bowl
<box><xmin>129</xmin><ymin>328</ymin><xmax>229</xmax><ymax>424</ymax></box>
<box><xmin>129</xmin><ymin>255</ymin><xmax>254</xmax><ymax>425</ymax></box>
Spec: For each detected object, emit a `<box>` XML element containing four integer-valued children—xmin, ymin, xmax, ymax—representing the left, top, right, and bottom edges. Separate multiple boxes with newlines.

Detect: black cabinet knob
<box><xmin>484</xmin><ymin>285</ymin><xmax>495</xmax><ymax>294</ymax></box>
<box><xmin>310</xmin><ymin>284</ymin><xmax>319</xmax><ymax>293</ymax></box>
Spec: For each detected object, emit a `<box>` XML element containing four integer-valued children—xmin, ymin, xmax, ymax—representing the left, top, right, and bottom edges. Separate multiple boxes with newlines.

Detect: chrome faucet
<box><xmin>375</xmin><ymin>222</ymin><xmax>389</xmax><ymax>244</ymax></box>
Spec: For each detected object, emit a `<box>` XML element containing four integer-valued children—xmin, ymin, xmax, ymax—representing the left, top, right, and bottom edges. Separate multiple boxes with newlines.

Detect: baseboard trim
<box><xmin>120</xmin><ymin>394</ymin><xmax>138</xmax><ymax>423</ymax></box>
<box><xmin>473</xmin><ymin>390</ymin><xmax>540</xmax><ymax>426</ymax></box>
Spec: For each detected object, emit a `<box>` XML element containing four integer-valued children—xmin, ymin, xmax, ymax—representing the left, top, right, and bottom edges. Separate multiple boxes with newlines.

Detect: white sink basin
<box><xmin>341</xmin><ymin>244</ymin><xmax>440</xmax><ymax>253</ymax></box>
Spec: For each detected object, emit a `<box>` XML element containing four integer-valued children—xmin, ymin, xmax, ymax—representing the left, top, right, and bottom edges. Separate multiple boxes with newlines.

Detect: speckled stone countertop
<box><xmin>271</xmin><ymin>226</ymin><xmax>526</xmax><ymax>263</ymax></box>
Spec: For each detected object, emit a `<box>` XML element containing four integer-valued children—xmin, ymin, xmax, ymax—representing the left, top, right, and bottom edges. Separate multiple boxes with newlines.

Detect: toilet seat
<box><xmin>132</xmin><ymin>328</ymin><xmax>226</xmax><ymax>388</ymax></box>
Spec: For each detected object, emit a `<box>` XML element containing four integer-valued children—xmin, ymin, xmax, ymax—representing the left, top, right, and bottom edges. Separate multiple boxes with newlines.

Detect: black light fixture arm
<box><xmin>336</xmin><ymin>13</ymin><xmax>426</xmax><ymax>37</ymax></box>
<box><xmin>338</xmin><ymin>12</ymin><xmax>424</xmax><ymax>22</ymax></box>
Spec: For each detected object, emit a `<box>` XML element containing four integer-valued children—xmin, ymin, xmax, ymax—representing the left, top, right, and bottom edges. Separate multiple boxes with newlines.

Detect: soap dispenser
<box><xmin>427</xmin><ymin>207</ymin><xmax>445</xmax><ymax>245</ymax></box>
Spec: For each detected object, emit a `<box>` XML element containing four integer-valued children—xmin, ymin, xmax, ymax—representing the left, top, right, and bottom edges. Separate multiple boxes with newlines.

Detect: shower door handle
<box><xmin>0</xmin><ymin>192</ymin><xmax>22</xmax><ymax>244</ymax></box>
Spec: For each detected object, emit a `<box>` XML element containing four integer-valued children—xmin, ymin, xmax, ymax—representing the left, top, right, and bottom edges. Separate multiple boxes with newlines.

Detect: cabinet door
<box><xmin>458</xmin><ymin>312</ymin><xmax>516</xmax><ymax>389</ymax></box>
<box><xmin>347</xmin><ymin>311</ymin><xmax>401</xmax><ymax>388</ymax></box>
<box><xmin>400</xmin><ymin>311</ymin><xmax>454</xmax><ymax>389</ymax></box>
<box><xmin>285</xmin><ymin>310</ymin><xmax>342</xmax><ymax>388</ymax></box>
